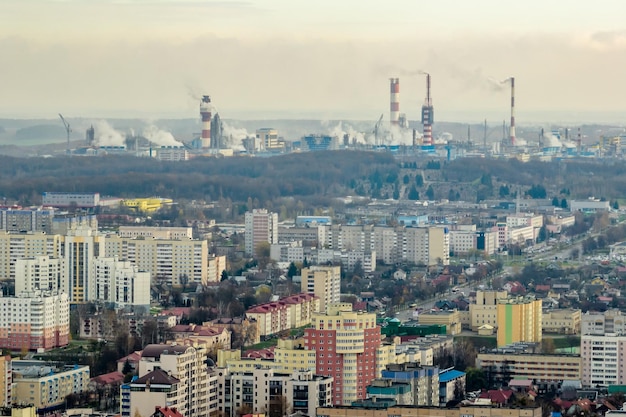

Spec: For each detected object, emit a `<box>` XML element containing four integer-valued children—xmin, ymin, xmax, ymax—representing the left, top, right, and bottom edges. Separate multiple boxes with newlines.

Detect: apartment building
<box><xmin>62</xmin><ymin>226</ymin><xmax>103</xmax><ymax>302</ymax></box>
<box><xmin>542</xmin><ymin>309</ymin><xmax>581</xmax><ymax>334</ymax></box>
<box><xmin>93</xmin><ymin>257</ymin><xmax>151</xmax><ymax>308</ymax></box>
<box><xmin>15</xmin><ymin>255</ymin><xmax>63</xmax><ymax>294</ymax></box>
<box><xmin>122</xmin><ymin>368</ymin><xmax>182</xmax><ymax>417</ymax></box>
<box><xmin>304</xmin><ymin>303</ymin><xmax>380</xmax><ymax>405</ymax></box>
<box><xmin>278</xmin><ymin>225</ymin><xmax>325</xmax><ymax>247</ymax></box>
<box><xmin>247</xmin><ymin>294</ymin><xmax>320</xmax><ymax>338</ymax></box>
<box><xmin>497</xmin><ymin>295</ymin><xmax>542</xmax><ymax>347</ymax></box>
<box><xmin>139</xmin><ymin>344</ymin><xmax>210</xmax><ymax>417</ymax></box>
<box><xmin>0</xmin><ymin>291</ymin><xmax>69</xmax><ymax>351</ymax></box>
<box><xmin>476</xmin><ymin>352</ymin><xmax>581</xmax><ymax>387</ymax></box>
<box><xmin>103</xmin><ymin>234</ymin><xmax>208</xmax><ymax>286</ymax></box>
<box><xmin>0</xmin><ymin>208</ymin><xmax>54</xmax><ymax>234</ymax></box>
<box><xmin>380</xmin><ymin>363</ymin><xmax>440</xmax><ymax>406</ymax></box>
<box><xmin>118</xmin><ymin>226</ymin><xmax>193</xmax><ymax>240</ymax></box>
<box><xmin>300</xmin><ymin>266</ymin><xmax>341</xmax><ymax>313</ymax></box>
<box><xmin>207</xmin><ymin>255</ymin><xmax>227</xmax><ymax>284</ymax></box>
<box><xmin>244</xmin><ymin>209</ymin><xmax>278</xmax><ymax>256</ymax></box>
<box><xmin>580</xmin><ymin>309</ymin><xmax>626</xmax><ymax>387</ymax></box>
<box><xmin>221</xmin><ymin>367</ymin><xmax>332</xmax><ymax>417</ymax></box>
<box><xmin>469</xmin><ymin>290</ymin><xmax>508</xmax><ymax>331</ymax></box>
<box><xmin>0</xmin><ymin>232</ymin><xmax>62</xmax><ymax>280</ymax></box>
<box><xmin>0</xmin><ymin>356</ymin><xmax>11</xmax><ymax>408</ymax></box>
<box><xmin>403</xmin><ymin>226</ymin><xmax>450</xmax><ymax>266</ymax></box>
<box><xmin>12</xmin><ymin>360</ymin><xmax>89</xmax><ymax>411</ymax></box>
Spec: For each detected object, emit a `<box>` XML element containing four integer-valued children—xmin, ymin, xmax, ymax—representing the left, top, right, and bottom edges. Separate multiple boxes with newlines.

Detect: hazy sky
<box><xmin>3</xmin><ymin>0</ymin><xmax>626</xmax><ymax>123</ymax></box>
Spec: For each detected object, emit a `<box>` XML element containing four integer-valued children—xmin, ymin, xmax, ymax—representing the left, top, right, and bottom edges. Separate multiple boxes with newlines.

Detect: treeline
<box><xmin>0</xmin><ymin>151</ymin><xmax>397</xmax><ymax>205</ymax></box>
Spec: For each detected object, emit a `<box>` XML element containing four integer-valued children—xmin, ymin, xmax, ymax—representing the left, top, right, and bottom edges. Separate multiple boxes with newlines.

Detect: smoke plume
<box><xmin>142</xmin><ymin>125</ymin><xmax>183</xmax><ymax>147</ymax></box>
<box><xmin>221</xmin><ymin>122</ymin><xmax>250</xmax><ymax>150</ymax></box>
<box><xmin>93</xmin><ymin>120</ymin><xmax>125</xmax><ymax>146</ymax></box>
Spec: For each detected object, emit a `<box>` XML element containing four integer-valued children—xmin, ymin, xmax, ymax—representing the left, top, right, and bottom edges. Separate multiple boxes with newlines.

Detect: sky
<box><xmin>2</xmin><ymin>0</ymin><xmax>626</xmax><ymax>124</ymax></box>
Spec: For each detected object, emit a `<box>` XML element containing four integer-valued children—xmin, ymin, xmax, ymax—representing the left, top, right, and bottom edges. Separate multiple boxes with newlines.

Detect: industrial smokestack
<box><xmin>200</xmin><ymin>95</ymin><xmax>212</xmax><ymax>148</ymax></box>
<box><xmin>421</xmin><ymin>73</ymin><xmax>434</xmax><ymax>146</ymax></box>
<box><xmin>509</xmin><ymin>77</ymin><xmax>516</xmax><ymax>146</ymax></box>
<box><xmin>577</xmin><ymin>127</ymin><xmax>582</xmax><ymax>154</ymax></box>
<box><xmin>390</xmin><ymin>78</ymin><xmax>400</xmax><ymax>127</ymax></box>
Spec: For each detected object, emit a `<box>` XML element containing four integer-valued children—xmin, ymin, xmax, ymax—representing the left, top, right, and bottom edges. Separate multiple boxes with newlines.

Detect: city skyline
<box><xmin>3</xmin><ymin>1</ymin><xmax>626</xmax><ymax>123</ymax></box>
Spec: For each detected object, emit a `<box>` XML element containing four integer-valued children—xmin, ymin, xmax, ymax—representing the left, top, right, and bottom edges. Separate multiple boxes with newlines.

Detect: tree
<box><xmin>287</xmin><ymin>262</ymin><xmax>298</xmax><ymax>279</ymax></box>
<box><xmin>255</xmin><ymin>285</ymin><xmax>272</xmax><ymax>304</ymax></box>
<box><xmin>255</xmin><ymin>241</ymin><xmax>272</xmax><ymax>269</ymax></box>
<box><xmin>552</xmin><ymin>197</ymin><xmax>559</xmax><ymax>207</ymax></box>
<box><xmin>454</xmin><ymin>379</ymin><xmax>466</xmax><ymax>401</ymax></box>
<box><xmin>408</xmin><ymin>186</ymin><xmax>420</xmax><ymax>200</ymax></box>
<box><xmin>221</xmin><ymin>269</ymin><xmax>229</xmax><ymax>281</ymax></box>
<box><xmin>403</xmin><ymin>174</ymin><xmax>410</xmax><ymax>185</ymax></box>
<box><xmin>415</xmin><ymin>174</ymin><xmax>424</xmax><ymax>187</ymax></box>
<box><xmin>426</xmin><ymin>185</ymin><xmax>435</xmax><ymax>200</ymax></box>
<box><xmin>541</xmin><ymin>338</ymin><xmax>556</xmax><ymax>354</ymax></box>
<box><xmin>122</xmin><ymin>359</ymin><xmax>133</xmax><ymax>375</ymax></box>
<box><xmin>465</xmin><ymin>367</ymin><xmax>487</xmax><ymax>392</ymax></box>
<box><xmin>561</xmin><ymin>198</ymin><xmax>568</xmax><ymax>209</ymax></box>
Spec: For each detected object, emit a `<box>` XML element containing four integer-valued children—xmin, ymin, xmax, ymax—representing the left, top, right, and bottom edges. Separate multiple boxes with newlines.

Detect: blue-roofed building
<box><xmin>366</xmin><ymin>379</ymin><xmax>413</xmax><ymax>405</ymax></box>
<box><xmin>398</xmin><ymin>215</ymin><xmax>429</xmax><ymax>227</ymax></box>
<box><xmin>381</xmin><ymin>363</ymin><xmax>439</xmax><ymax>406</ymax></box>
<box><xmin>295</xmin><ymin>215</ymin><xmax>332</xmax><ymax>226</ymax></box>
<box><xmin>302</xmin><ymin>135</ymin><xmax>338</xmax><ymax>151</ymax></box>
<box><xmin>438</xmin><ymin>368</ymin><xmax>466</xmax><ymax>406</ymax></box>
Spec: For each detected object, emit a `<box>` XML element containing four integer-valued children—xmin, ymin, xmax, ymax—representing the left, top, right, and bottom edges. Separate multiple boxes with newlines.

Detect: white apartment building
<box><xmin>300</xmin><ymin>266</ymin><xmax>341</xmax><ymax>313</ymax></box>
<box><xmin>15</xmin><ymin>255</ymin><xmax>63</xmax><ymax>294</ymax></box>
<box><xmin>93</xmin><ymin>257</ymin><xmax>151</xmax><ymax>308</ymax></box>
<box><xmin>244</xmin><ymin>209</ymin><xmax>278</xmax><ymax>256</ymax></box>
<box><xmin>373</xmin><ymin>226</ymin><xmax>400</xmax><ymax>265</ymax></box>
<box><xmin>0</xmin><ymin>291</ymin><xmax>69</xmax><ymax>351</ymax></box>
<box><xmin>118</xmin><ymin>226</ymin><xmax>193</xmax><ymax>240</ymax></box>
<box><xmin>221</xmin><ymin>367</ymin><xmax>332</xmax><ymax>417</ymax></box>
<box><xmin>278</xmin><ymin>225</ymin><xmax>326</xmax><ymax>247</ymax></box>
<box><xmin>123</xmin><ymin>368</ymin><xmax>183</xmax><ymax>417</ymax></box>
<box><xmin>404</xmin><ymin>226</ymin><xmax>450</xmax><ymax>266</ymax></box>
<box><xmin>103</xmin><ymin>234</ymin><xmax>208</xmax><ymax>286</ymax></box>
<box><xmin>0</xmin><ymin>232</ymin><xmax>62</xmax><ymax>279</ymax></box>
<box><xmin>139</xmin><ymin>344</ymin><xmax>210</xmax><ymax>417</ymax></box>
<box><xmin>581</xmin><ymin>309</ymin><xmax>626</xmax><ymax>387</ymax></box>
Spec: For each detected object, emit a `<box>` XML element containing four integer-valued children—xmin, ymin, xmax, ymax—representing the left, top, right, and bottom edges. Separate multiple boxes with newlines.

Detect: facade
<box><xmin>580</xmin><ymin>309</ymin><xmax>626</xmax><ymax>387</ymax></box>
<box><xmin>207</xmin><ymin>255</ymin><xmax>227</xmax><ymax>284</ymax></box>
<box><xmin>139</xmin><ymin>344</ymin><xmax>210</xmax><ymax>417</ymax></box>
<box><xmin>256</xmin><ymin>128</ymin><xmax>281</xmax><ymax>151</ymax></box>
<box><xmin>123</xmin><ymin>368</ymin><xmax>182</xmax><ymax>417</ymax></box>
<box><xmin>246</xmin><ymin>294</ymin><xmax>320</xmax><ymax>338</ymax></box>
<box><xmin>438</xmin><ymin>369</ymin><xmax>466</xmax><ymax>406</ymax></box>
<box><xmin>570</xmin><ymin>199</ymin><xmax>611</xmax><ymax>212</ymax></box>
<box><xmin>542</xmin><ymin>309</ymin><xmax>581</xmax><ymax>334</ymax></box>
<box><xmin>304</xmin><ymin>304</ymin><xmax>380</xmax><ymax>405</ymax></box>
<box><xmin>0</xmin><ymin>291</ymin><xmax>69</xmax><ymax>351</ymax></box>
<box><xmin>93</xmin><ymin>257</ymin><xmax>151</xmax><ymax>308</ymax></box>
<box><xmin>118</xmin><ymin>226</ymin><xmax>193</xmax><ymax>240</ymax></box>
<box><xmin>380</xmin><ymin>363</ymin><xmax>440</xmax><ymax>406</ymax></box>
<box><xmin>469</xmin><ymin>290</ymin><xmax>508</xmax><ymax>331</ymax></box>
<box><xmin>104</xmin><ymin>234</ymin><xmax>208</xmax><ymax>286</ymax></box>
<box><xmin>42</xmin><ymin>192</ymin><xmax>100</xmax><ymax>208</ymax></box>
<box><xmin>0</xmin><ymin>208</ymin><xmax>54</xmax><ymax>234</ymax></box>
<box><xmin>496</xmin><ymin>295</ymin><xmax>542</xmax><ymax>347</ymax></box>
<box><xmin>417</xmin><ymin>310</ymin><xmax>462</xmax><ymax>335</ymax></box>
<box><xmin>221</xmin><ymin>367</ymin><xmax>332</xmax><ymax>417</ymax></box>
<box><xmin>278</xmin><ymin>225</ymin><xmax>325</xmax><ymax>247</ymax></box>
<box><xmin>12</xmin><ymin>360</ymin><xmax>89</xmax><ymax>411</ymax></box>
<box><xmin>300</xmin><ymin>266</ymin><xmax>341</xmax><ymax>313</ymax></box>
<box><xmin>302</xmin><ymin>135</ymin><xmax>339</xmax><ymax>151</ymax></box>
<box><xmin>403</xmin><ymin>226</ymin><xmax>450</xmax><ymax>266</ymax></box>
<box><xmin>245</xmin><ymin>209</ymin><xmax>279</xmax><ymax>256</ymax></box>
<box><xmin>366</xmin><ymin>379</ymin><xmax>413</xmax><ymax>405</ymax></box>
<box><xmin>15</xmin><ymin>255</ymin><xmax>63</xmax><ymax>294</ymax></box>
<box><xmin>63</xmin><ymin>227</ymin><xmax>102</xmax><ymax>302</ymax></box>
<box><xmin>476</xmin><ymin>352</ymin><xmax>581</xmax><ymax>387</ymax></box>
<box><xmin>581</xmin><ymin>309</ymin><xmax>626</xmax><ymax>335</ymax></box>
<box><xmin>0</xmin><ymin>355</ymin><xmax>11</xmax><ymax>408</ymax></box>
<box><xmin>155</xmin><ymin>147</ymin><xmax>189</xmax><ymax>161</ymax></box>
<box><xmin>0</xmin><ymin>232</ymin><xmax>62</xmax><ymax>280</ymax></box>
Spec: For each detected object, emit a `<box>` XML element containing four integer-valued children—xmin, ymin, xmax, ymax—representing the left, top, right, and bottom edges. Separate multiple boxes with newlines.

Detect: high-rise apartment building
<box><xmin>62</xmin><ymin>227</ymin><xmax>102</xmax><ymax>303</ymax></box>
<box><xmin>403</xmin><ymin>226</ymin><xmax>450</xmax><ymax>266</ymax></box>
<box><xmin>0</xmin><ymin>232</ymin><xmax>62</xmax><ymax>280</ymax></box>
<box><xmin>244</xmin><ymin>209</ymin><xmax>278</xmax><ymax>256</ymax></box>
<box><xmin>300</xmin><ymin>266</ymin><xmax>341</xmax><ymax>313</ymax></box>
<box><xmin>0</xmin><ymin>291</ymin><xmax>69</xmax><ymax>350</ymax></box>
<box><xmin>304</xmin><ymin>303</ymin><xmax>380</xmax><ymax>405</ymax></box>
<box><xmin>138</xmin><ymin>344</ymin><xmax>210</xmax><ymax>417</ymax></box>
<box><xmin>15</xmin><ymin>255</ymin><xmax>63</xmax><ymax>294</ymax></box>
<box><xmin>93</xmin><ymin>257</ymin><xmax>151</xmax><ymax>308</ymax></box>
<box><xmin>103</xmin><ymin>234</ymin><xmax>208</xmax><ymax>286</ymax></box>
<box><xmin>496</xmin><ymin>295</ymin><xmax>542</xmax><ymax>347</ymax></box>
<box><xmin>581</xmin><ymin>310</ymin><xmax>626</xmax><ymax>387</ymax></box>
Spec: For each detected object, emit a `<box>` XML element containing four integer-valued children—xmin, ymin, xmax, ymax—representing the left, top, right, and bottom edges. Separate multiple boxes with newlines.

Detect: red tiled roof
<box><xmin>117</xmin><ymin>351</ymin><xmax>142</xmax><ymax>364</ymax></box>
<box><xmin>479</xmin><ymin>389</ymin><xmax>513</xmax><ymax>404</ymax></box>
<box><xmin>154</xmin><ymin>406</ymin><xmax>184</xmax><ymax>417</ymax></box>
<box><xmin>91</xmin><ymin>371</ymin><xmax>124</xmax><ymax>385</ymax></box>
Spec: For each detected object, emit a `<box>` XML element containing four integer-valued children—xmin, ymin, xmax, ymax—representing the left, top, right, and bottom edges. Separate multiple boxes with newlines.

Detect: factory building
<box><xmin>256</xmin><ymin>128</ymin><xmax>282</xmax><ymax>151</ymax></box>
<box><xmin>42</xmin><ymin>192</ymin><xmax>100</xmax><ymax>208</ymax></box>
<box><xmin>302</xmin><ymin>135</ymin><xmax>339</xmax><ymax>151</ymax></box>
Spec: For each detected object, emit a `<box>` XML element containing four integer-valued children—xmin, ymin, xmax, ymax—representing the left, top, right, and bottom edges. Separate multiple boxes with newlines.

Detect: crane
<box><xmin>373</xmin><ymin>114</ymin><xmax>384</xmax><ymax>147</ymax></box>
<box><xmin>58</xmin><ymin>114</ymin><xmax>71</xmax><ymax>155</ymax></box>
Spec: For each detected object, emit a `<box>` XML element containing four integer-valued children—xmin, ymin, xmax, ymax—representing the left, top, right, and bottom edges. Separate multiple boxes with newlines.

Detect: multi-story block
<box><xmin>0</xmin><ymin>291</ymin><xmax>69</xmax><ymax>351</ymax></box>
<box><xmin>0</xmin><ymin>355</ymin><xmax>11</xmax><ymax>407</ymax></box>
<box><xmin>103</xmin><ymin>234</ymin><xmax>208</xmax><ymax>286</ymax></box>
<box><xmin>62</xmin><ymin>226</ymin><xmax>103</xmax><ymax>302</ymax></box>
<box><xmin>244</xmin><ymin>209</ymin><xmax>278</xmax><ymax>256</ymax></box>
<box><xmin>118</xmin><ymin>226</ymin><xmax>193</xmax><ymax>240</ymax></box>
<box><xmin>0</xmin><ymin>208</ymin><xmax>54</xmax><ymax>234</ymax></box>
<box><xmin>122</xmin><ymin>368</ymin><xmax>182</xmax><ymax>417</ymax></box>
<box><xmin>469</xmin><ymin>290</ymin><xmax>508</xmax><ymax>331</ymax></box>
<box><xmin>139</xmin><ymin>344</ymin><xmax>210</xmax><ymax>417</ymax></box>
<box><xmin>222</xmin><ymin>367</ymin><xmax>332</xmax><ymax>417</ymax></box>
<box><xmin>246</xmin><ymin>294</ymin><xmax>319</xmax><ymax>338</ymax></box>
<box><xmin>207</xmin><ymin>255</ymin><xmax>227</xmax><ymax>284</ymax></box>
<box><xmin>582</xmin><ymin>309</ymin><xmax>626</xmax><ymax>335</ymax></box>
<box><xmin>542</xmin><ymin>309</ymin><xmax>581</xmax><ymax>334</ymax></box>
<box><xmin>438</xmin><ymin>369</ymin><xmax>466</xmax><ymax>406</ymax></box>
<box><xmin>15</xmin><ymin>255</ymin><xmax>63</xmax><ymax>294</ymax></box>
<box><xmin>301</xmin><ymin>266</ymin><xmax>341</xmax><ymax>313</ymax></box>
<box><xmin>93</xmin><ymin>257</ymin><xmax>151</xmax><ymax>308</ymax></box>
<box><xmin>304</xmin><ymin>303</ymin><xmax>380</xmax><ymax>405</ymax></box>
<box><xmin>278</xmin><ymin>225</ymin><xmax>325</xmax><ymax>247</ymax></box>
<box><xmin>476</xmin><ymin>352</ymin><xmax>581</xmax><ymax>388</ymax></box>
<box><xmin>273</xmin><ymin>338</ymin><xmax>317</xmax><ymax>373</ymax></box>
<box><xmin>580</xmin><ymin>309</ymin><xmax>626</xmax><ymax>387</ymax></box>
<box><xmin>403</xmin><ymin>226</ymin><xmax>449</xmax><ymax>266</ymax></box>
<box><xmin>0</xmin><ymin>232</ymin><xmax>62</xmax><ymax>280</ymax></box>
<box><xmin>380</xmin><ymin>363</ymin><xmax>440</xmax><ymax>406</ymax></box>
<box><xmin>373</xmin><ymin>226</ymin><xmax>400</xmax><ymax>264</ymax></box>
<box><xmin>42</xmin><ymin>192</ymin><xmax>100</xmax><ymax>208</ymax></box>
<box><xmin>366</xmin><ymin>379</ymin><xmax>413</xmax><ymax>405</ymax></box>
<box><xmin>12</xmin><ymin>360</ymin><xmax>89</xmax><ymax>411</ymax></box>
<box><xmin>496</xmin><ymin>295</ymin><xmax>542</xmax><ymax>347</ymax></box>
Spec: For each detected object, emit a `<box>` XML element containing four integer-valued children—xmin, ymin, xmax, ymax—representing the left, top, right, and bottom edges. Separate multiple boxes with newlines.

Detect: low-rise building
<box><xmin>317</xmin><ymin>405</ymin><xmax>542</xmax><ymax>417</ymax></box>
<box><xmin>417</xmin><ymin>310</ymin><xmax>461</xmax><ymax>335</ymax></box>
<box><xmin>246</xmin><ymin>294</ymin><xmax>319</xmax><ymax>338</ymax></box>
<box><xmin>122</xmin><ymin>369</ymin><xmax>182</xmax><ymax>417</ymax></box>
<box><xmin>12</xmin><ymin>360</ymin><xmax>89</xmax><ymax>412</ymax></box>
<box><xmin>380</xmin><ymin>363</ymin><xmax>439</xmax><ymax>406</ymax></box>
<box><xmin>438</xmin><ymin>369</ymin><xmax>466</xmax><ymax>406</ymax></box>
<box><xmin>542</xmin><ymin>309</ymin><xmax>581</xmax><ymax>334</ymax></box>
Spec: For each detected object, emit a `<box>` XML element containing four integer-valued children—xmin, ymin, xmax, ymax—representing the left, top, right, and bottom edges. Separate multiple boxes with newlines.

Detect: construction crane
<box><xmin>58</xmin><ymin>114</ymin><xmax>71</xmax><ymax>155</ymax></box>
<box><xmin>373</xmin><ymin>114</ymin><xmax>384</xmax><ymax>147</ymax></box>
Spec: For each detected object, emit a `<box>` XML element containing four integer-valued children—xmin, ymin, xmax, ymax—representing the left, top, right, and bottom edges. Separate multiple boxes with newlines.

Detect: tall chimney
<box><xmin>200</xmin><ymin>95</ymin><xmax>212</xmax><ymax>149</ymax></box>
<box><xmin>390</xmin><ymin>78</ymin><xmax>400</xmax><ymax>127</ymax></box>
<box><xmin>421</xmin><ymin>73</ymin><xmax>434</xmax><ymax>146</ymax></box>
<box><xmin>509</xmin><ymin>77</ymin><xmax>516</xmax><ymax>146</ymax></box>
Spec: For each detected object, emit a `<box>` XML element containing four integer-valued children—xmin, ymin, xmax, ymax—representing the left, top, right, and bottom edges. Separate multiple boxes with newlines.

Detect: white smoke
<box><xmin>142</xmin><ymin>125</ymin><xmax>183</xmax><ymax>147</ymax></box>
<box><xmin>93</xmin><ymin>120</ymin><xmax>125</xmax><ymax>146</ymax></box>
<box><xmin>327</xmin><ymin>121</ymin><xmax>371</xmax><ymax>145</ymax></box>
<box><xmin>542</xmin><ymin>132</ymin><xmax>562</xmax><ymax>148</ymax></box>
<box><xmin>221</xmin><ymin>122</ymin><xmax>250</xmax><ymax>150</ymax></box>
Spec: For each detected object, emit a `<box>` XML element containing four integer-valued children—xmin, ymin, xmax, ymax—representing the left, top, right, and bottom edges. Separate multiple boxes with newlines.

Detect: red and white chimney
<box><xmin>509</xmin><ymin>77</ymin><xmax>516</xmax><ymax>146</ymax></box>
<box><xmin>390</xmin><ymin>78</ymin><xmax>400</xmax><ymax>127</ymax></box>
<box><xmin>200</xmin><ymin>95</ymin><xmax>212</xmax><ymax>148</ymax></box>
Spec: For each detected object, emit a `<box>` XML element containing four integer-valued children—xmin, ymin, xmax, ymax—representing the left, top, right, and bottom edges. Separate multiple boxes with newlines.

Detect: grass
<box><xmin>456</xmin><ymin>335</ymin><xmax>497</xmax><ymax>350</ymax></box>
<box><xmin>247</xmin><ymin>339</ymin><xmax>279</xmax><ymax>351</ymax></box>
